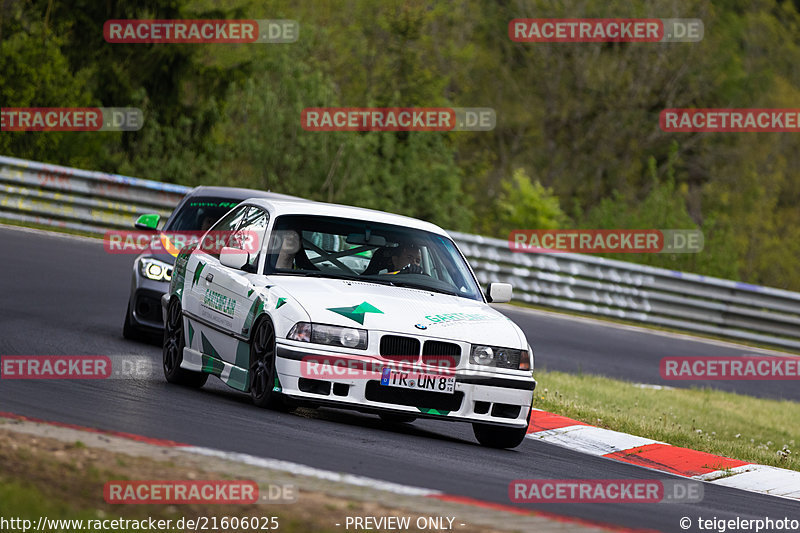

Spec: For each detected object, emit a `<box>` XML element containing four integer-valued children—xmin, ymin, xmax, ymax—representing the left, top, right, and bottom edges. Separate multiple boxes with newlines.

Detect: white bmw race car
<box><xmin>162</xmin><ymin>198</ymin><xmax>536</xmax><ymax>448</ymax></box>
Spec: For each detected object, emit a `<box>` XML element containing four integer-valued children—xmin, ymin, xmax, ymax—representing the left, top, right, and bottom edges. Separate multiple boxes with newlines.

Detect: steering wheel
<box><xmin>398</xmin><ymin>263</ymin><xmax>427</xmax><ymax>275</ymax></box>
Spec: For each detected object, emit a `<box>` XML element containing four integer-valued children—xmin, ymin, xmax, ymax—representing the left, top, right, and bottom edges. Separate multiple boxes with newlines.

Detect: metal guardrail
<box><xmin>452</xmin><ymin>232</ymin><xmax>800</xmax><ymax>351</ymax></box>
<box><xmin>0</xmin><ymin>155</ymin><xmax>188</xmax><ymax>234</ymax></box>
<box><xmin>1</xmin><ymin>154</ymin><xmax>799</xmax><ymax>351</ymax></box>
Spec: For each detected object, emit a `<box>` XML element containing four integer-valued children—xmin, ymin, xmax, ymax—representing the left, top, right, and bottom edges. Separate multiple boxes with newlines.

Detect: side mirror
<box><xmin>135</xmin><ymin>213</ymin><xmax>160</xmax><ymax>230</ymax></box>
<box><xmin>486</xmin><ymin>282</ymin><xmax>512</xmax><ymax>303</ymax></box>
<box><xmin>220</xmin><ymin>247</ymin><xmax>249</xmax><ymax>270</ymax></box>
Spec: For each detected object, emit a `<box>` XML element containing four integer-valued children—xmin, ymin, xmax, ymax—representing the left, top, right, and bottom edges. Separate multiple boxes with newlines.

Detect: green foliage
<box><xmin>205</xmin><ymin>39</ymin><xmax>470</xmax><ymax>230</ymax></box>
<box><xmin>0</xmin><ymin>13</ymin><xmax>108</xmax><ymax>167</ymax></box>
<box><xmin>492</xmin><ymin>168</ymin><xmax>565</xmax><ymax>236</ymax></box>
<box><xmin>580</xmin><ymin>152</ymin><xmax>738</xmax><ymax>277</ymax></box>
<box><xmin>3</xmin><ymin>0</ymin><xmax>800</xmax><ymax>289</ymax></box>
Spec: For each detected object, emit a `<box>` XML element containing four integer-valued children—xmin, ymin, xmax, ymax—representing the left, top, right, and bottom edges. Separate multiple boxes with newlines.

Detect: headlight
<box><xmin>470</xmin><ymin>344</ymin><xmax>524</xmax><ymax>369</ymax></box>
<box><xmin>287</xmin><ymin>322</ymin><xmax>368</xmax><ymax>350</ymax></box>
<box><xmin>139</xmin><ymin>257</ymin><xmax>172</xmax><ymax>282</ymax></box>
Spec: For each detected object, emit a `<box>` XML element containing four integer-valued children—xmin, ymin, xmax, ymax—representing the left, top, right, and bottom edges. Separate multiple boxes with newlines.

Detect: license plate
<box><xmin>380</xmin><ymin>367</ymin><xmax>455</xmax><ymax>394</ymax></box>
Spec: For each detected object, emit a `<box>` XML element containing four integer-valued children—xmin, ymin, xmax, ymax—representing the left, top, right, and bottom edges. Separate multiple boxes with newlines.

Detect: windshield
<box><xmin>265</xmin><ymin>215</ymin><xmax>483</xmax><ymax>301</ymax></box>
<box><xmin>165</xmin><ymin>197</ymin><xmax>241</xmax><ymax>232</ymax></box>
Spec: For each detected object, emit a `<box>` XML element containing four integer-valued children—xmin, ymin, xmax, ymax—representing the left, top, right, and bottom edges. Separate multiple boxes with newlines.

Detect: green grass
<box><xmin>0</xmin><ymin>218</ymin><xmax>102</xmax><ymax>239</ymax></box>
<box><xmin>533</xmin><ymin>370</ymin><xmax>799</xmax><ymax>471</ymax></box>
<box><xmin>0</xmin><ymin>470</ymin><xmax>340</xmax><ymax>533</ymax></box>
<box><xmin>0</xmin><ymin>479</ymin><xmax>104</xmax><ymax>525</ymax></box>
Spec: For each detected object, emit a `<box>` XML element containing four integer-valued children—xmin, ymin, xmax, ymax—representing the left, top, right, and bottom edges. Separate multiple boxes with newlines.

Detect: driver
<box><xmin>389</xmin><ymin>242</ymin><xmax>423</xmax><ymax>274</ymax></box>
<box><xmin>275</xmin><ymin>230</ymin><xmax>301</xmax><ymax>269</ymax></box>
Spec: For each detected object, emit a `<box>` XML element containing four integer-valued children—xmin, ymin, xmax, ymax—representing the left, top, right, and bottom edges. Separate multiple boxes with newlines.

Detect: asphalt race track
<box><xmin>1</xmin><ymin>226</ymin><xmax>798</xmax><ymax>532</ymax></box>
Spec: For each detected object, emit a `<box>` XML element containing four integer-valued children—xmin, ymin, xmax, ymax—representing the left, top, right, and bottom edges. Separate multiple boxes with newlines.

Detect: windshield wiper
<box><xmin>388</xmin><ymin>281</ymin><xmax>459</xmax><ymax>296</ymax></box>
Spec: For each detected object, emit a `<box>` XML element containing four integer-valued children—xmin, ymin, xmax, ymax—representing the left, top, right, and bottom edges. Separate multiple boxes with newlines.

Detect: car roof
<box><xmin>244</xmin><ymin>197</ymin><xmax>450</xmax><ymax>236</ymax></box>
<box><xmin>186</xmin><ymin>185</ymin><xmax>306</xmax><ymax>202</ymax></box>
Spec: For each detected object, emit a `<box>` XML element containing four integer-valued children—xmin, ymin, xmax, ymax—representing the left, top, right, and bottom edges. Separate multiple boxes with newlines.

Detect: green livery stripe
<box><xmin>235</xmin><ymin>340</ymin><xmax>250</xmax><ymax>369</ymax></box>
<box><xmin>227</xmin><ymin>366</ymin><xmax>249</xmax><ymax>391</ymax></box>
<box><xmin>200</xmin><ymin>332</ymin><xmax>222</xmax><ymax>360</ymax></box>
<box><xmin>241</xmin><ymin>296</ymin><xmax>265</xmax><ymax>336</ymax></box>
<box><xmin>201</xmin><ymin>353</ymin><xmax>225</xmax><ymax>375</ymax></box>
<box><xmin>276</xmin><ymin>297</ymin><xmax>287</xmax><ymax>309</ymax></box>
<box><xmin>198</xmin><ymin>352</ymin><xmax>249</xmax><ymax>392</ymax></box>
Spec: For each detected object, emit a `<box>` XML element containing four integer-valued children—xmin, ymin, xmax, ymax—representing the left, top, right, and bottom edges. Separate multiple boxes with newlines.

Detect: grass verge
<box><xmin>0</xmin><ymin>430</ymin><xmax>499</xmax><ymax>533</ymax></box>
<box><xmin>532</xmin><ymin>369</ymin><xmax>799</xmax><ymax>471</ymax></box>
<box><xmin>0</xmin><ymin>218</ymin><xmax>102</xmax><ymax>239</ymax></box>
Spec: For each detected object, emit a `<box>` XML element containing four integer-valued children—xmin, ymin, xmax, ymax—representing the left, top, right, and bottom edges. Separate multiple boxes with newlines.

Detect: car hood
<box><xmin>270</xmin><ymin>276</ymin><xmax>526</xmax><ymax>348</ymax></box>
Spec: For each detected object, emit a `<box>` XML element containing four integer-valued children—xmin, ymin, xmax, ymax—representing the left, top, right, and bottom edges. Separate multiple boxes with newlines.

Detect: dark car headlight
<box><xmin>470</xmin><ymin>344</ymin><xmax>528</xmax><ymax>370</ymax></box>
<box><xmin>139</xmin><ymin>257</ymin><xmax>173</xmax><ymax>282</ymax></box>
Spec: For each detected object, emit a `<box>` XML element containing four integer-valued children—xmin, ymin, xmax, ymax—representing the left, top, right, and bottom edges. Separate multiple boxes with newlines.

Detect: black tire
<box><xmin>122</xmin><ymin>302</ymin><xmax>140</xmax><ymax>340</ymax></box>
<box><xmin>472</xmin><ymin>422</ymin><xmax>527</xmax><ymax>449</ymax></box>
<box><xmin>163</xmin><ymin>298</ymin><xmax>208</xmax><ymax>388</ymax></box>
<box><xmin>249</xmin><ymin>317</ymin><xmax>285</xmax><ymax>410</ymax></box>
<box><xmin>379</xmin><ymin>413</ymin><xmax>417</xmax><ymax>424</ymax></box>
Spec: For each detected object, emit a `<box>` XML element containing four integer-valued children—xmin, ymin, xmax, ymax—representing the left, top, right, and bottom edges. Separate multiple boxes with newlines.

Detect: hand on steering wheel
<box><xmin>399</xmin><ymin>263</ymin><xmax>424</xmax><ymax>275</ymax></box>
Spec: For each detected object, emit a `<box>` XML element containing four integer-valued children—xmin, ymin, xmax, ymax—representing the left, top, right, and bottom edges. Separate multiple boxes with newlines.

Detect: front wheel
<box><xmin>163</xmin><ymin>298</ymin><xmax>207</xmax><ymax>388</ymax></box>
<box><xmin>472</xmin><ymin>422</ymin><xmax>528</xmax><ymax>449</ymax></box>
<box><xmin>249</xmin><ymin>317</ymin><xmax>286</xmax><ymax>410</ymax></box>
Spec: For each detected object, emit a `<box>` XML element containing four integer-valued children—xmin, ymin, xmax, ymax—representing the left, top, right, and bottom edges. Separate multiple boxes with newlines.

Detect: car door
<box><xmin>183</xmin><ymin>204</ymin><xmax>249</xmax><ymax>359</ymax></box>
<box><xmin>198</xmin><ymin>206</ymin><xmax>270</xmax><ymax>370</ymax></box>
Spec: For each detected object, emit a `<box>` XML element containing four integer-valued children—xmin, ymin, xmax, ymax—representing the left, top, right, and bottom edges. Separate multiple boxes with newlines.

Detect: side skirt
<box><xmin>182</xmin><ymin>347</ymin><xmax>250</xmax><ymax>392</ymax></box>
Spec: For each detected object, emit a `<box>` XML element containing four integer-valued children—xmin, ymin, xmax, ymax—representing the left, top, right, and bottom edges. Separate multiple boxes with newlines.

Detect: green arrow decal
<box><xmin>417</xmin><ymin>408</ymin><xmax>450</xmax><ymax>416</ymax></box>
<box><xmin>192</xmin><ymin>261</ymin><xmax>205</xmax><ymax>288</ymax></box>
<box><xmin>326</xmin><ymin>301</ymin><xmax>383</xmax><ymax>325</ymax></box>
<box><xmin>276</xmin><ymin>297</ymin><xmax>287</xmax><ymax>309</ymax></box>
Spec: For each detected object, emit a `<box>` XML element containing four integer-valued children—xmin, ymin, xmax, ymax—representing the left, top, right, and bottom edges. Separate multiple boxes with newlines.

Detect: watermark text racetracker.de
<box><xmin>509</xmin><ymin>479</ymin><xmax>703</xmax><ymax>503</ymax></box>
<box><xmin>509</xmin><ymin>229</ymin><xmax>703</xmax><ymax>253</ymax></box>
<box><xmin>661</xmin><ymin>356</ymin><xmax>800</xmax><ymax>380</ymax></box>
<box><xmin>103</xmin><ymin>230</ymin><xmax>261</xmax><ymax>255</ymax></box>
<box><xmin>509</xmin><ymin>18</ymin><xmax>703</xmax><ymax>43</ymax></box>
<box><xmin>1</xmin><ymin>108</ymin><xmax>143</xmax><ymax>132</ymax></box>
<box><xmin>104</xmin><ymin>480</ymin><xmax>296</xmax><ymax>504</ymax></box>
<box><xmin>301</xmin><ymin>354</ymin><xmax>458</xmax><ymax>379</ymax></box>
<box><xmin>301</xmin><ymin>107</ymin><xmax>496</xmax><ymax>131</ymax></box>
<box><xmin>0</xmin><ymin>355</ymin><xmax>153</xmax><ymax>380</ymax></box>
<box><xmin>104</xmin><ymin>19</ymin><xmax>298</xmax><ymax>43</ymax></box>
<box><xmin>661</xmin><ymin>109</ymin><xmax>800</xmax><ymax>132</ymax></box>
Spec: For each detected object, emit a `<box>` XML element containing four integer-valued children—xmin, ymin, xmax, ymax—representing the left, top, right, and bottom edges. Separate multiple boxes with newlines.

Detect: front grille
<box><xmin>422</xmin><ymin>340</ymin><xmax>461</xmax><ymax>367</ymax></box>
<box><xmin>380</xmin><ymin>335</ymin><xmax>420</xmax><ymax>362</ymax></box>
<box><xmin>365</xmin><ymin>381</ymin><xmax>463</xmax><ymax>411</ymax></box>
<box><xmin>135</xmin><ymin>292</ymin><xmax>163</xmax><ymax>322</ymax></box>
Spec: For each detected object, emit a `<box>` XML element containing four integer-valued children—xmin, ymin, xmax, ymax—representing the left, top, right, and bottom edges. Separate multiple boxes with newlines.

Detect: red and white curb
<box><xmin>527</xmin><ymin>408</ymin><xmax>800</xmax><ymax>500</ymax></box>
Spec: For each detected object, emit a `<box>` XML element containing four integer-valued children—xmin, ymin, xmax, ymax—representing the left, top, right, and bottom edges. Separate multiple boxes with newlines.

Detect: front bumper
<box><xmin>274</xmin><ymin>343</ymin><xmax>536</xmax><ymax>428</ymax></box>
<box><xmin>128</xmin><ymin>263</ymin><xmax>171</xmax><ymax>332</ymax></box>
